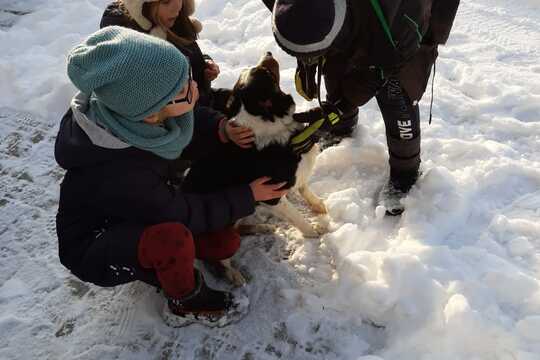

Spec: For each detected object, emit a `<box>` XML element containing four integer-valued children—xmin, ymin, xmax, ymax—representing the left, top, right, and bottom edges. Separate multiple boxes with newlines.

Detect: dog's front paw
<box><xmin>300</xmin><ymin>224</ymin><xmax>328</xmax><ymax>238</ymax></box>
<box><xmin>314</xmin><ymin>222</ymin><xmax>329</xmax><ymax>235</ymax></box>
<box><xmin>300</xmin><ymin>223</ymin><xmax>327</xmax><ymax>238</ymax></box>
<box><xmin>301</xmin><ymin>229</ymin><xmax>319</xmax><ymax>238</ymax></box>
<box><xmin>219</xmin><ymin>259</ymin><xmax>247</xmax><ymax>287</ymax></box>
<box><xmin>224</xmin><ymin>267</ymin><xmax>247</xmax><ymax>287</ymax></box>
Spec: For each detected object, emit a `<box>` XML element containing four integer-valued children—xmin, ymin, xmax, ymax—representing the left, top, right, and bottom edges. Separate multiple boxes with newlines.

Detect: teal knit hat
<box><xmin>66</xmin><ymin>26</ymin><xmax>194</xmax><ymax>160</ymax></box>
<box><xmin>67</xmin><ymin>26</ymin><xmax>188</xmax><ymax>120</ymax></box>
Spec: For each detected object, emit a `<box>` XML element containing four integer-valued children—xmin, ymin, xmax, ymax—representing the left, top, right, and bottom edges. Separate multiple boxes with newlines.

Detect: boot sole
<box><xmin>161</xmin><ymin>295</ymin><xmax>249</xmax><ymax>328</ymax></box>
<box><xmin>162</xmin><ymin>303</ymin><xmax>227</xmax><ymax>328</ymax></box>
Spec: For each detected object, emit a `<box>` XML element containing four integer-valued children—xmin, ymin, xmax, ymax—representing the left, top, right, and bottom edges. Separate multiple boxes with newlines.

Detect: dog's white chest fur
<box><xmin>232</xmin><ymin>105</ymin><xmax>301</xmax><ymax>150</ymax></box>
<box><xmin>231</xmin><ymin>105</ymin><xmax>326</xmax><ymax>238</ymax></box>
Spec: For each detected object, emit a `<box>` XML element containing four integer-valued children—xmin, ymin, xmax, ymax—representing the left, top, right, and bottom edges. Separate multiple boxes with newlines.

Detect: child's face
<box><xmin>158</xmin><ymin>0</ymin><xmax>183</xmax><ymax>29</ymax></box>
<box><xmin>143</xmin><ymin>79</ymin><xmax>198</xmax><ymax>125</ymax></box>
<box><xmin>164</xmin><ymin>78</ymin><xmax>199</xmax><ymax>117</ymax></box>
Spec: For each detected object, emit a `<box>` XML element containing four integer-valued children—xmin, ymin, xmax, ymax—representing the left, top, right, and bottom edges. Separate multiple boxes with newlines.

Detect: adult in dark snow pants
<box><xmin>55</xmin><ymin>27</ymin><xmax>286</xmax><ymax>327</ymax></box>
<box><xmin>263</xmin><ymin>0</ymin><xmax>460</xmax><ymax>215</ymax></box>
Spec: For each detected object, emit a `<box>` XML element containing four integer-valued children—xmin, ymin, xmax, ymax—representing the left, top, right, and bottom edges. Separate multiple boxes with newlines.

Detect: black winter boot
<box><xmin>377</xmin><ymin>169</ymin><xmax>419</xmax><ymax>216</ymax></box>
<box><xmin>162</xmin><ymin>270</ymin><xmax>248</xmax><ymax>327</ymax></box>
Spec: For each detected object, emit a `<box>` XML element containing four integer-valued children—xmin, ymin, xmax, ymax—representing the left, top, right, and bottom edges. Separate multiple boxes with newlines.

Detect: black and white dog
<box><xmin>184</xmin><ymin>52</ymin><xmax>326</xmax><ymax>238</ymax></box>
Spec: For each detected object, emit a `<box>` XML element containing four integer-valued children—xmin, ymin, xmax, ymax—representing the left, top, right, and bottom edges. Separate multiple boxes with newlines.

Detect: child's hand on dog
<box><xmin>250</xmin><ymin>177</ymin><xmax>288</xmax><ymax>201</ymax></box>
<box><xmin>226</xmin><ymin>120</ymin><xmax>255</xmax><ymax>149</ymax></box>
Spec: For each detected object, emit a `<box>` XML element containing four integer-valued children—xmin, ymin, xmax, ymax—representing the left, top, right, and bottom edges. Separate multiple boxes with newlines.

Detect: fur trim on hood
<box><xmin>122</xmin><ymin>0</ymin><xmax>200</xmax><ymax>35</ymax></box>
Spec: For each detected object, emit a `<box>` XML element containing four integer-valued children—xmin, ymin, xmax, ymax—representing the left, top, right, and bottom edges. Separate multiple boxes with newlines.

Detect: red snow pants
<box><xmin>138</xmin><ymin>223</ymin><xmax>240</xmax><ymax>298</ymax></box>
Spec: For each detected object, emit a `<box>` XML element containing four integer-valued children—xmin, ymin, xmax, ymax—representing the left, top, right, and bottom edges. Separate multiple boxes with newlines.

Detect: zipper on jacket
<box><xmin>403</xmin><ymin>14</ymin><xmax>423</xmax><ymax>48</ymax></box>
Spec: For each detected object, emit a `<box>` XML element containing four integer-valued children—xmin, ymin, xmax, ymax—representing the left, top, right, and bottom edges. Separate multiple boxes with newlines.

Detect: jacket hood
<box><xmin>116</xmin><ymin>0</ymin><xmax>201</xmax><ymax>38</ymax></box>
<box><xmin>55</xmin><ymin>92</ymin><xmax>144</xmax><ymax>170</ymax></box>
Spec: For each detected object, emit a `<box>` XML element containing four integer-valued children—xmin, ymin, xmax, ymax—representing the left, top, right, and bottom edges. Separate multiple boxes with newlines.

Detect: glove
<box><xmin>293</xmin><ymin>100</ymin><xmax>353</xmax><ymax>128</ymax></box>
<box><xmin>290</xmin><ymin>99</ymin><xmax>358</xmax><ymax>154</ymax></box>
<box><xmin>289</xmin><ymin>101</ymin><xmax>339</xmax><ymax>154</ymax></box>
<box><xmin>294</xmin><ymin>60</ymin><xmax>318</xmax><ymax>101</ymax></box>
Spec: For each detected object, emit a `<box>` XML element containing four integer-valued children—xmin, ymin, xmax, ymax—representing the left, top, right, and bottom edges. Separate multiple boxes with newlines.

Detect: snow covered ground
<box><xmin>1</xmin><ymin>0</ymin><xmax>540</xmax><ymax>359</ymax></box>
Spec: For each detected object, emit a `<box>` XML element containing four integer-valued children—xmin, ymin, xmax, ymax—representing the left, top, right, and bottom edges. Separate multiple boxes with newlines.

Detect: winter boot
<box><xmin>377</xmin><ymin>169</ymin><xmax>419</xmax><ymax>216</ymax></box>
<box><xmin>162</xmin><ymin>270</ymin><xmax>248</xmax><ymax>328</ymax></box>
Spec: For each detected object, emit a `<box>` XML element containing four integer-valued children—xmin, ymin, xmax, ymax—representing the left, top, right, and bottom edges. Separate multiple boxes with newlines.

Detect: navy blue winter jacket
<box><xmin>55</xmin><ymin>105</ymin><xmax>255</xmax><ymax>273</ymax></box>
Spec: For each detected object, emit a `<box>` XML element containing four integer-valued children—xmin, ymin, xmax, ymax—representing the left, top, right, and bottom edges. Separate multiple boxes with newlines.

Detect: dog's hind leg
<box><xmin>263</xmin><ymin>197</ymin><xmax>320</xmax><ymax>238</ymax></box>
<box><xmin>218</xmin><ymin>258</ymin><xmax>247</xmax><ymax>287</ymax></box>
<box><xmin>299</xmin><ymin>185</ymin><xmax>327</xmax><ymax>214</ymax></box>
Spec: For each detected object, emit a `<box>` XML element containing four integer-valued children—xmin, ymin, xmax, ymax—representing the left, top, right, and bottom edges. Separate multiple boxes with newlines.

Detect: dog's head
<box><xmin>226</xmin><ymin>52</ymin><xmax>295</xmax><ymax>122</ymax></box>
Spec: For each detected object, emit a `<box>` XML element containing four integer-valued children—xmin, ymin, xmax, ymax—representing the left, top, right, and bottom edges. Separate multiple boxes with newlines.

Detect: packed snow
<box><xmin>1</xmin><ymin>0</ymin><xmax>540</xmax><ymax>359</ymax></box>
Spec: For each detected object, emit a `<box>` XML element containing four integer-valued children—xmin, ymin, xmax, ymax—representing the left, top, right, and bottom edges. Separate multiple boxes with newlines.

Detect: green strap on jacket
<box><xmin>369</xmin><ymin>0</ymin><xmax>397</xmax><ymax>49</ymax></box>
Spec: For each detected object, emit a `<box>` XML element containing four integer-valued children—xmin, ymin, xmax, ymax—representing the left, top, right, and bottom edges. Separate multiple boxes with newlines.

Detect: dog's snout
<box><xmin>253</xmin><ymin>51</ymin><xmax>281</xmax><ymax>87</ymax></box>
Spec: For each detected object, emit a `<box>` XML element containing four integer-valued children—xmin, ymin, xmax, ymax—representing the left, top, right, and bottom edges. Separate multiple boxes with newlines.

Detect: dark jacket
<box><xmin>100</xmin><ymin>2</ymin><xmax>214</xmax><ymax>105</ymax></box>
<box><xmin>55</xmin><ymin>105</ymin><xmax>255</xmax><ymax>274</ymax></box>
<box><xmin>263</xmin><ymin>0</ymin><xmax>460</xmax><ymax>105</ymax></box>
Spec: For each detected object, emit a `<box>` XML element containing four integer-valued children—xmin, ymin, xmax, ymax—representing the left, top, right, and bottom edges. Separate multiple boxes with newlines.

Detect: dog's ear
<box><xmin>272</xmin><ymin>94</ymin><xmax>295</xmax><ymax>118</ymax></box>
<box><xmin>225</xmin><ymin>83</ymin><xmax>243</xmax><ymax>118</ymax></box>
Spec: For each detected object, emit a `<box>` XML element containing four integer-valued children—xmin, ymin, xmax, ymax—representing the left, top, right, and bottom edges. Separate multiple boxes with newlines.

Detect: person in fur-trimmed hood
<box><xmin>100</xmin><ymin>0</ymin><xmax>230</xmax><ymax>111</ymax></box>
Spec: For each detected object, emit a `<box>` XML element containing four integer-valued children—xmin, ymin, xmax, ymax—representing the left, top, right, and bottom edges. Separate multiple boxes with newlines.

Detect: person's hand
<box><xmin>204</xmin><ymin>60</ymin><xmax>220</xmax><ymax>81</ymax></box>
<box><xmin>250</xmin><ymin>177</ymin><xmax>288</xmax><ymax>201</ymax></box>
<box><xmin>226</xmin><ymin>120</ymin><xmax>255</xmax><ymax>148</ymax></box>
<box><xmin>293</xmin><ymin>100</ymin><xmax>350</xmax><ymax>127</ymax></box>
<box><xmin>294</xmin><ymin>99</ymin><xmax>358</xmax><ymax>128</ymax></box>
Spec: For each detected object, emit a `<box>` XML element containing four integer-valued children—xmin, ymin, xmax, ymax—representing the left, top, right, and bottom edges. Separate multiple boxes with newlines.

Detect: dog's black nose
<box><xmin>266</xmin><ymin>51</ymin><xmax>273</xmax><ymax>57</ymax></box>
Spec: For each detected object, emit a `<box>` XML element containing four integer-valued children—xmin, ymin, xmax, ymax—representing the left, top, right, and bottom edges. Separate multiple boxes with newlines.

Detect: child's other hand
<box><xmin>250</xmin><ymin>177</ymin><xmax>288</xmax><ymax>201</ymax></box>
<box><xmin>226</xmin><ymin>120</ymin><xmax>254</xmax><ymax>149</ymax></box>
<box><xmin>204</xmin><ymin>60</ymin><xmax>220</xmax><ymax>81</ymax></box>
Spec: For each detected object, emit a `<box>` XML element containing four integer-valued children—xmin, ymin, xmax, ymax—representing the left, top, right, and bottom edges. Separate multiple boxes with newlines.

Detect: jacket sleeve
<box><xmin>426</xmin><ymin>0</ymin><xmax>460</xmax><ymax>44</ymax></box>
<box><xmin>324</xmin><ymin>55</ymin><xmax>381</xmax><ymax>107</ymax></box>
<box><xmin>98</xmin><ymin>166</ymin><xmax>256</xmax><ymax>235</ymax></box>
<box><xmin>181</xmin><ymin>105</ymin><xmax>227</xmax><ymax>161</ymax></box>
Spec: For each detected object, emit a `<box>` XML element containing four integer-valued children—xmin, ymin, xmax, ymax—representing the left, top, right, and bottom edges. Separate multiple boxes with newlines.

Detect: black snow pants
<box><xmin>376</xmin><ymin>77</ymin><xmax>421</xmax><ymax>182</ymax></box>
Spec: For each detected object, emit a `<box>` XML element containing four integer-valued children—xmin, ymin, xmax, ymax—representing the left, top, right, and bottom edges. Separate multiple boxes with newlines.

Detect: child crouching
<box><xmin>55</xmin><ymin>26</ymin><xmax>286</xmax><ymax>327</ymax></box>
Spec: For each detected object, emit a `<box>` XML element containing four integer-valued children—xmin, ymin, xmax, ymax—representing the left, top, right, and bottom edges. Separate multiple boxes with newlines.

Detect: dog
<box><xmin>183</xmin><ymin>52</ymin><xmax>327</xmax><ymax>285</ymax></box>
